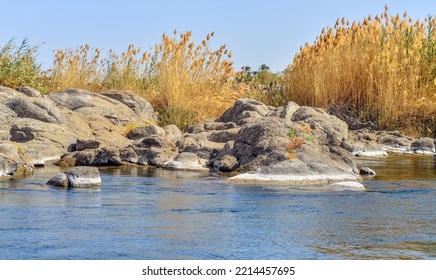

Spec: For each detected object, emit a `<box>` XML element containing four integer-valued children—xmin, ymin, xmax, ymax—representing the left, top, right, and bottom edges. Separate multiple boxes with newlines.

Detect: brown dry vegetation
<box><xmin>284</xmin><ymin>6</ymin><xmax>436</xmax><ymax>136</ymax></box>
<box><xmin>45</xmin><ymin>31</ymin><xmax>244</xmax><ymax>128</ymax></box>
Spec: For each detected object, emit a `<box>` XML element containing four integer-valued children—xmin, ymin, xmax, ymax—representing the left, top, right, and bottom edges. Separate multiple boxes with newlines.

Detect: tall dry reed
<box><xmin>46</xmin><ymin>31</ymin><xmax>243</xmax><ymax>129</ymax></box>
<box><xmin>284</xmin><ymin>6</ymin><xmax>436</xmax><ymax>135</ymax></box>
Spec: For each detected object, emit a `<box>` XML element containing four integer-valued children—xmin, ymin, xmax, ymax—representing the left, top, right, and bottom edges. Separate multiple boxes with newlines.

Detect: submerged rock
<box><xmin>326</xmin><ymin>181</ymin><xmax>366</xmax><ymax>191</ymax></box>
<box><xmin>359</xmin><ymin>167</ymin><xmax>376</xmax><ymax>176</ymax></box>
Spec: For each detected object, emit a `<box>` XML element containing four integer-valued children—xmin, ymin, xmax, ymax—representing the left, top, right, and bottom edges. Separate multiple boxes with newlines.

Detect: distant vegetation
<box><xmin>0</xmin><ymin>6</ymin><xmax>435</xmax><ymax>135</ymax></box>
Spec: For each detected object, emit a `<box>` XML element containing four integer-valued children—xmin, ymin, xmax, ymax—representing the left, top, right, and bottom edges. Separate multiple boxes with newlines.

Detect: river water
<box><xmin>0</xmin><ymin>155</ymin><xmax>435</xmax><ymax>259</ymax></box>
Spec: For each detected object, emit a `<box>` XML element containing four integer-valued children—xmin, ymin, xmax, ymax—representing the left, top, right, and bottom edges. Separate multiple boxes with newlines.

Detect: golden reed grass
<box><xmin>45</xmin><ymin>31</ymin><xmax>244</xmax><ymax>128</ymax></box>
<box><xmin>284</xmin><ymin>6</ymin><xmax>436</xmax><ymax>136</ymax></box>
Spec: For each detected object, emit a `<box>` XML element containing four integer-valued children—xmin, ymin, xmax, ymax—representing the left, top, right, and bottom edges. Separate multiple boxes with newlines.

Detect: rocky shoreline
<box><xmin>1</xmin><ymin>86</ymin><xmax>434</xmax><ymax>187</ymax></box>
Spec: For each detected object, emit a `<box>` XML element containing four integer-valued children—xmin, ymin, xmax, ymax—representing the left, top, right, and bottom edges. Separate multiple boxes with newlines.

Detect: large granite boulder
<box><xmin>176</xmin><ymin>98</ymin><xmax>361</xmax><ymax>185</ymax></box>
<box><xmin>0</xmin><ymin>86</ymin><xmax>158</xmax><ymax>167</ymax></box>
<box><xmin>228</xmin><ymin>113</ymin><xmax>359</xmax><ymax>184</ymax></box>
<box><xmin>46</xmin><ymin>88</ymin><xmax>156</xmax><ymax>125</ymax></box>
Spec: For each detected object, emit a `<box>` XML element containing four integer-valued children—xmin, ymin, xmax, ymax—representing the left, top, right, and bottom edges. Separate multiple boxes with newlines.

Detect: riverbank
<box><xmin>1</xmin><ymin>86</ymin><xmax>435</xmax><ymax>186</ymax></box>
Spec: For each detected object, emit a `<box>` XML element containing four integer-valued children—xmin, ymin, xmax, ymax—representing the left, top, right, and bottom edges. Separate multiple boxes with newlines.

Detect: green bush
<box><xmin>0</xmin><ymin>39</ymin><xmax>42</xmax><ymax>89</ymax></box>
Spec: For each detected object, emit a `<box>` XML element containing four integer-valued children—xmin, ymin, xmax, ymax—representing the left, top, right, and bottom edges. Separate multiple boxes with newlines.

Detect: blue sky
<box><xmin>1</xmin><ymin>0</ymin><xmax>435</xmax><ymax>72</ymax></box>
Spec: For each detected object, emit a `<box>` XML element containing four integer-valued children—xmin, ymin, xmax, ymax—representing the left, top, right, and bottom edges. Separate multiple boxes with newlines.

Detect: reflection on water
<box><xmin>0</xmin><ymin>156</ymin><xmax>435</xmax><ymax>259</ymax></box>
<box><xmin>355</xmin><ymin>154</ymin><xmax>436</xmax><ymax>181</ymax></box>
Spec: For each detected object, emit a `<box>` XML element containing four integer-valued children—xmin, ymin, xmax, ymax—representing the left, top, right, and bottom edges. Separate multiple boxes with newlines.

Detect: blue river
<box><xmin>0</xmin><ymin>155</ymin><xmax>435</xmax><ymax>259</ymax></box>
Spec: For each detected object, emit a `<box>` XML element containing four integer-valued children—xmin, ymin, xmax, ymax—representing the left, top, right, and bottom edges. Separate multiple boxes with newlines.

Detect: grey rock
<box><xmin>15</xmin><ymin>87</ymin><xmax>41</xmax><ymax>97</ymax></box>
<box><xmin>173</xmin><ymin>152</ymin><xmax>200</xmax><ymax>163</ymax></box>
<box><xmin>48</xmin><ymin>167</ymin><xmax>101</xmax><ymax>188</ymax></box>
<box><xmin>233</xmin><ymin>117</ymin><xmax>289</xmax><ymax>170</ymax></box>
<box><xmin>66</xmin><ymin>167</ymin><xmax>101</xmax><ymax>188</ymax></box>
<box><xmin>126</xmin><ymin>125</ymin><xmax>166</xmax><ymax>140</ymax></box>
<box><xmin>60</xmin><ymin>146</ymin><xmax>122</xmax><ymax>166</ymax></box>
<box><xmin>164</xmin><ymin>125</ymin><xmax>182</xmax><ymax>142</ymax></box>
<box><xmin>359</xmin><ymin>167</ymin><xmax>376</xmax><ymax>176</ymax></box>
<box><xmin>204</xmin><ymin>122</ymin><xmax>237</xmax><ymax>131</ymax></box>
<box><xmin>207</xmin><ymin>128</ymin><xmax>240</xmax><ymax>143</ymax></box>
<box><xmin>163</xmin><ymin>152</ymin><xmax>208</xmax><ymax>171</ymax></box>
<box><xmin>217</xmin><ymin>98</ymin><xmax>270</xmax><ymax>124</ymax></box>
<box><xmin>177</xmin><ymin>134</ymin><xmax>224</xmax><ymax>160</ymax></box>
<box><xmin>5</xmin><ymin>96</ymin><xmax>63</xmax><ymax>124</ymax></box>
<box><xmin>292</xmin><ymin>106</ymin><xmax>348</xmax><ymax>146</ymax></box>
<box><xmin>0</xmin><ymin>86</ymin><xmax>25</xmax><ymax>101</ymax></box>
<box><xmin>212</xmin><ymin>155</ymin><xmax>239</xmax><ymax>172</ymax></box>
<box><xmin>0</xmin><ymin>143</ymin><xmax>34</xmax><ymax>177</ymax></box>
<box><xmin>411</xmin><ymin>138</ymin><xmax>435</xmax><ymax>154</ymax></box>
<box><xmin>76</xmin><ymin>139</ymin><xmax>100</xmax><ymax>151</ymax></box>
<box><xmin>47</xmin><ymin>173</ymin><xmax>69</xmax><ymax>187</ymax></box>
<box><xmin>185</xmin><ymin>123</ymin><xmax>205</xmax><ymax>134</ymax></box>
<box><xmin>280</xmin><ymin>101</ymin><xmax>300</xmax><ymax>122</ymax></box>
<box><xmin>120</xmin><ymin>146</ymin><xmax>139</xmax><ymax>163</ymax></box>
<box><xmin>0</xmin><ymin>104</ymin><xmax>17</xmax><ymax>123</ymax></box>
<box><xmin>135</xmin><ymin>147</ymin><xmax>177</xmax><ymax>166</ymax></box>
<box><xmin>137</xmin><ymin>135</ymin><xmax>174</xmax><ymax>150</ymax></box>
<box><xmin>100</xmin><ymin>90</ymin><xmax>157</xmax><ymax>123</ymax></box>
<box><xmin>46</xmin><ymin>89</ymin><xmax>146</xmax><ymax>125</ymax></box>
<box><xmin>229</xmin><ymin>157</ymin><xmax>359</xmax><ymax>185</ymax></box>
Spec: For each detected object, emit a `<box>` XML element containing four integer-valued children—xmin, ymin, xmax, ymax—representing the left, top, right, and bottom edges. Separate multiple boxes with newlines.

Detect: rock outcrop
<box><xmin>2</xmin><ymin>86</ymin><xmax>434</xmax><ymax>186</ymax></box>
<box><xmin>0</xmin><ymin>86</ymin><xmax>157</xmax><ymax>171</ymax></box>
<box><xmin>347</xmin><ymin>129</ymin><xmax>434</xmax><ymax>156</ymax></box>
<box><xmin>173</xmin><ymin>99</ymin><xmax>361</xmax><ymax>185</ymax></box>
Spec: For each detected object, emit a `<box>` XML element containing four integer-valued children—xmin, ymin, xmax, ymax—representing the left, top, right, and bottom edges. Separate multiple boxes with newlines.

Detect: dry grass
<box><xmin>45</xmin><ymin>31</ymin><xmax>244</xmax><ymax>129</ymax></box>
<box><xmin>284</xmin><ymin>6</ymin><xmax>436</xmax><ymax>136</ymax></box>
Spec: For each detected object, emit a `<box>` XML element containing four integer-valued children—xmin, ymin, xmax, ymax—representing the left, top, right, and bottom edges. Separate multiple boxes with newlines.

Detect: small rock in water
<box><xmin>47</xmin><ymin>166</ymin><xmax>101</xmax><ymax>188</ymax></box>
<box><xmin>359</xmin><ymin>167</ymin><xmax>376</xmax><ymax>176</ymax></box>
<box><xmin>47</xmin><ymin>173</ymin><xmax>69</xmax><ymax>188</ymax></box>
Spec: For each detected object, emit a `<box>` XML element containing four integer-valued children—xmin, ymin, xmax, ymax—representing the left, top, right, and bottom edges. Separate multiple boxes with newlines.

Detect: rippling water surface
<box><xmin>0</xmin><ymin>155</ymin><xmax>435</xmax><ymax>259</ymax></box>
